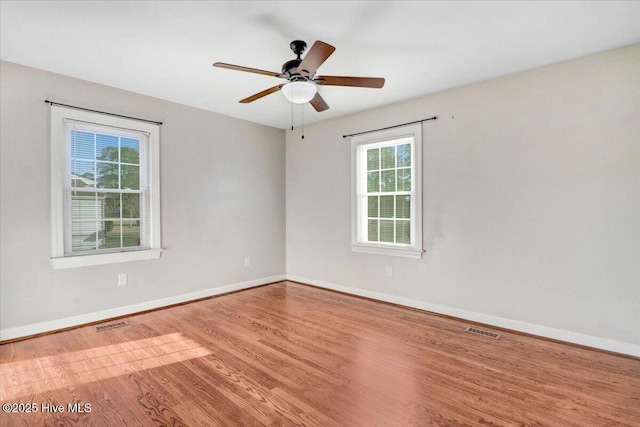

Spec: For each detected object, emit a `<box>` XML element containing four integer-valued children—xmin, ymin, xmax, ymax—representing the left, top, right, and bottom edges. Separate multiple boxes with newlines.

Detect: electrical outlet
<box><xmin>118</xmin><ymin>273</ymin><xmax>128</xmax><ymax>286</ymax></box>
<box><xmin>244</xmin><ymin>257</ymin><xmax>251</xmax><ymax>267</ymax></box>
<box><xmin>386</xmin><ymin>266</ymin><xmax>393</xmax><ymax>277</ymax></box>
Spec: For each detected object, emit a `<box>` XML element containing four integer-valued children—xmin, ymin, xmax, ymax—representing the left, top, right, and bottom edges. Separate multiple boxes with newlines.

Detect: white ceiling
<box><xmin>1</xmin><ymin>1</ymin><xmax>639</xmax><ymax>130</ymax></box>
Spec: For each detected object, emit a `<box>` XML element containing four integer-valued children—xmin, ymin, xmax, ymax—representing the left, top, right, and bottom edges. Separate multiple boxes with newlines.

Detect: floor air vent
<box><xmin>465</xmin><ymin>326</ymin><xmax>501</xmax><ymax>339</ymax></box>
<box><xmin>95</xmin><ymin>321</ymin><xmax>128</xmax><ymax>332</ymax></box>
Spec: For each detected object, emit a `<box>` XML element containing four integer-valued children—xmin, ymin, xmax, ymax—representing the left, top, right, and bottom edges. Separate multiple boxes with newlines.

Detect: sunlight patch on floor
<box><xmin>0</xmin><ymin>333</ymin><xmax>211</xmax><ymax>401</ymax></box>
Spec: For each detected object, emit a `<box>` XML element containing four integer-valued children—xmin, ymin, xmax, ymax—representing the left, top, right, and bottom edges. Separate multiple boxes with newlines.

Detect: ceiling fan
<box><xmin>213</xmin><ymin>40</ymin><xmax>385</xmax><ymax>112</ymax></box>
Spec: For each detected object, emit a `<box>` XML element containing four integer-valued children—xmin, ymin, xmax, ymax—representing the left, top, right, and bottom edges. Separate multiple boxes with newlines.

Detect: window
<box><xmin>351</xmin><ymin>123</ymin><xmax>423</xmax><ymax>258</ymax></box>
<box><xmin>50</xmin><ymin>106</ymin><xmax>162</xmax><ymax>268</ymax></box>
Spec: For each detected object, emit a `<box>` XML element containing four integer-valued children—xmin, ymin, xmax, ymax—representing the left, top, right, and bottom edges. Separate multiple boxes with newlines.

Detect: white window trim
<box><xmin>50</xmin><ymin>106</ymin><xmax>162</xmax><ymax>269</ymax></box>
<box><xmin>350</xmin><ymin>123</ymin><xmax>423</xmax><ymax>259</ymax></box>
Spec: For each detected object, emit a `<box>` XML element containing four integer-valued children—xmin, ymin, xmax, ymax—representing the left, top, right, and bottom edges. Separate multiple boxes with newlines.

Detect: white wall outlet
<box><xmin>386</xmin><ymin>266</ymin><xmax>393</xmax><ymax>277</ymax></box>
<box><xmin>118</xmin><ymin>273</ymin><xmax>128</xmax><ymax>286</ymax></box>
<box><xmin>244</xmin><ymin>257</ymin><xmax>251</xmax><ymax>267</ymax></box>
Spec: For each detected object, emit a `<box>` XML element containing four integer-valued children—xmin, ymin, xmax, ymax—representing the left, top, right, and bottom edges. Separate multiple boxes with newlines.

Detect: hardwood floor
<box><xmin>1</xmin><ymin>281</ymin><xmax>639</xmax><ymax>426</ymax></box>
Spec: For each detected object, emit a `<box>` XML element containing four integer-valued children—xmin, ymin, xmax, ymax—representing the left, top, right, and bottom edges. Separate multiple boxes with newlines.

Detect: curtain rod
<box><xmin>44</xmin><ymin>100</ymin><xmax>163</xmax><ymax>125</ymax></box>
<box><xmin>342</xmin><ymin>116</ymin><xmax>437</xmax><ymax>139</ymax></box>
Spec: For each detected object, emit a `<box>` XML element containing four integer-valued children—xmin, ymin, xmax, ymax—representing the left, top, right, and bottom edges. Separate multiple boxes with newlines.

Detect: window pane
<box><xmin>367</xmin><ymin>171</ymin><xmax>379</xmax><ymax>193</ymax></box>
<box><xmin>380</xmin><ymin>220</ymin><xmax>394</xmax><ymax>242</ymax></box>
<box><xmin>121</xmin><ymin>165</ymin><xmax>140</xmax><ymax>190</ymax></box>
<box><xmin>367</xmin><ymin>148</ymin><xmax>379</xmax><ymax>171</ymax></box>
<box><xmin>122</xmin><ymin>193</ymin><xmax>141</xmax><ymax>218</ymax></box>
<box><xmin>368</xmin><ymin>219</ymin><xmax>378</xmax><ymax>242</ymax></box>
<box><xmin>96</xmin><ymin>134</ymin><xmax>119</xmax><ymax>161</ymax></box>
<box><xmin>102</xmin><ymin>193</ymin><xmax>121</xmax><ymax>219</ymax></box>
<box><xmin>397</xmin><ymin>144</ymin><xmax>411</xmax><ymax>167</ymax></box>
<box><xmin>100</xmin><ymin>220</ymin><xmax>121</xmax><ymax>249</ymax></box>
<box><xmin>380</xmin><ymin>195</ymin><xmax>394</xmax><ymax>218</ymax></box>
<box><xmin>381</xmin><ymin>170</ymin><xmax>396</xmax><ymax>192</ymax></box>
<box><xmin>122</xmin><ymin>220</ymin><xmax>141</xmax><ymax>247</ymax></box>
<box><xmin>381</xmin><ymin>146</ymin><xmax>395</xmax><ymax>169</ymax></box>
<box><xmin>96</xmin><ymin>161</ymin><xmax>120</xmax><ymax>189</ymax></box>
<box><xmin>397</xmin><ymin>168</ymin><xmax>411</xmax><ymax>191</ymax></box>
<box><xmin>71</xmin><ymin>130</ymin><xmax>94</xmax><ymax>160</ymax></box>
<box><xmin>70</xmin><ymin>160</ymin><xmax>95</xmax><ymax>187</ymax></box>
<box><xmin>396</xmin><ymin>195</ymin><xmax>410</xmax><ymax>219</ymax></box>
<box><xmin>71</xmin><ymin>192</ymin><xmax>99</xmax><ymax>221</ymax></box>
<box><xmin>121</xmin><ymin>138</ymin><xmax>140</xmax><ymax>164</ymax></box>
<box><xmin>397</xmin><ymin>220</ymin><xmax>411</xmax><ymax>244</ymax></box>
<box><xmin>368</xmin><ymin>196</ymin><xmax>378</xmax><ymax>218</ymax></box>
<box><xmin>71</xmin><ymin>221</ymin><xmax>98</xmax><ymax>252</ymax></box>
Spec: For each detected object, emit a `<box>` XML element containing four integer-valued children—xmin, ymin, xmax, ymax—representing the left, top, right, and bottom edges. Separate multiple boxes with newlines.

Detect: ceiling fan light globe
<box><xmin>282</xmin><ymin>81</ymin><xmax>317</xmax><ymax>104</ymax></box>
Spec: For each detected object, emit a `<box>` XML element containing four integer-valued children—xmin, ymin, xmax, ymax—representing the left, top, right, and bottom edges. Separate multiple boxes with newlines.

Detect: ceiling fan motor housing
<box><xmin>282</xmin><ymin>58</ymin><xmax>306</xmax><ymax>81</ymax></box>
<box><xmin>283</xmin><ymin>40</ymin><xmax>312</xmax><ymax>81</ymax></box>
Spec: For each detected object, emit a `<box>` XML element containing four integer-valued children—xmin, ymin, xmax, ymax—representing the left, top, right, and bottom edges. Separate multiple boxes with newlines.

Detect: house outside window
<box><xmin>50</xmin><ymin>106</ymin><xmax>162</xmax><ymax>268</ymax></box>
<box><xmin>351</xmin><ymin>123</ymin><xmax>423</xmax><ymax>259</ymax></box>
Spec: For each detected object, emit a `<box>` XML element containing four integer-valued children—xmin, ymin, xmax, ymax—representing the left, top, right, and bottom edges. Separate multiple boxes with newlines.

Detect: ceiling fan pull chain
<box><xmin>291</xmin><ymin>96</ymin><xmax>294</xmax><ymax>131</ymax></box>
<box><xmin>301</xmin><ymin>104</ymin><xmax>305</xmax><ymax>140</ymax></box>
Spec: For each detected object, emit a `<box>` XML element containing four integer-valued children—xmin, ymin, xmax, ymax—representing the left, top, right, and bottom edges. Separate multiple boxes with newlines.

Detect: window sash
<box><xmin>357</xmin><ymin>138</ymin><xmax>416</xmax><ymax>247</ymax></box>
<box><xmin>65</xmin><ymin>190</ymin><xmax>148</xmax><ymax>255</ymax></box>
<box><xmin>63</xmin><ymin>121</ymin><xmax>150</xmax><ymax>256</ymax></box>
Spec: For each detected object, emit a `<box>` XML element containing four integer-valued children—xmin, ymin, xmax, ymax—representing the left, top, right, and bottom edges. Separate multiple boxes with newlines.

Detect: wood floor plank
<box><xmin>1</xmin><ymin>281</ymin><xmax>639</xmax><ymax>426</ymax></box>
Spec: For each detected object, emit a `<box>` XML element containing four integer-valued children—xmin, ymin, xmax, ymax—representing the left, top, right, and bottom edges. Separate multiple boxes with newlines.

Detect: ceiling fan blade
<box><xmin>315</xmin><ymin>75</ymin><xmax>385</xmax><ymax>88</ymax></box>
<box><xmin>239</xmin><ymin>84</ymin><xmax>284</xmax><ymax>103</ymax></box>
<box><xmin>309</xmin><ymin>92</ymin><xmax>329</xmax><ymax>112</ymax></box>
<box><xmin>297</xmin><ymin>41</ymin><xmax>336</xmax><ymax>77</ymax></box>
<box><xmin>213</xmin><ymin>62</ymin><xmax>284</xmax><ymax>78</ymax></box>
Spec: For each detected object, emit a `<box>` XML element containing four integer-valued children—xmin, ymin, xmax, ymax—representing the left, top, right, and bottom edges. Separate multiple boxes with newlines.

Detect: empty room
<box><xmin>1</xmin><ymin>1</ymin><xmax>639</xmax><ymax>426</ymax></box>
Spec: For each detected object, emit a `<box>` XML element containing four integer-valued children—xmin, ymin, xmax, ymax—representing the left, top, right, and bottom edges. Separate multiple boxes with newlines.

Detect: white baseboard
<box><xmin>286</xmin><ymin>274</ymin><xmax>640</xmax><ymax>358</ymax></box>
<box><xmin>0</xmin><ymin>275</ymin><xmax>286</xmax><ymax>342</ymax></box>
<box><xmin>4</xmin><ymin>273</ymin><xmax>638</xmax><ymax>358</ymax></box>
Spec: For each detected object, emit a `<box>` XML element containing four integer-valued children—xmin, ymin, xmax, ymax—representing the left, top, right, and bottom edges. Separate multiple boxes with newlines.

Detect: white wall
<box><xmin>286</xmin><ymin>45</ymin><xmax>640</xmax><ymax>352</ymax></box>
<box><xmin>2</xmin><ymin>45</ymin><xmax>638</xmax><ymax>354</ymax></box>
<box><xmin>0</xmin><ymin>61</ymin><xmax>286</xmax><ymax>337</ymax></box>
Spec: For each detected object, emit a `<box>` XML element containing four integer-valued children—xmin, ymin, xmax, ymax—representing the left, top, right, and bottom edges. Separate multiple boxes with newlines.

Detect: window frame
<box><xmin>50</xmin><ymin>106</ymin><xmax>162</xmax><ymax>269</ymax></box>
<box><xmin>350</xmin><ymin>123</ymin><xmax>423</xmax><ymax>259</ymax></box>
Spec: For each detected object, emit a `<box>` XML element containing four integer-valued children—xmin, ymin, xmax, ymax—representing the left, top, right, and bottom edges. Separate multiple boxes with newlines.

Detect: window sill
<box><xmin>351</xmin><ymin>243</ymin><xmax>423</xmax><ymax>259</ymax></box>
<box><xmin>50</xmin><ymin>248</ymin><xmax>163</xmax><ymax>269</ymax></box>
